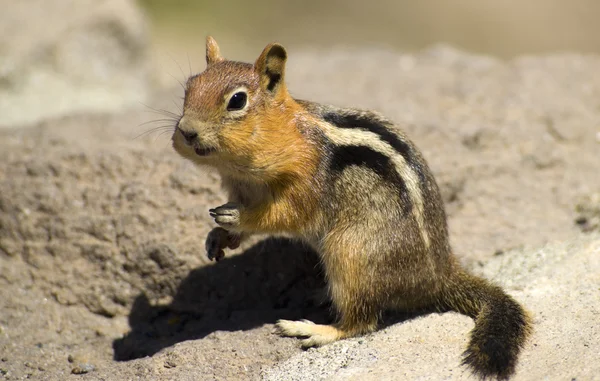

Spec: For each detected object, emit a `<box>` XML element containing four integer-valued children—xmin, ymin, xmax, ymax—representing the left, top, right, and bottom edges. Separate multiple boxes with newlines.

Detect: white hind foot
<box><xmin>275</xmin><ymin>319</ymin><xmax>344</xmax><ymax>348</ymax></box>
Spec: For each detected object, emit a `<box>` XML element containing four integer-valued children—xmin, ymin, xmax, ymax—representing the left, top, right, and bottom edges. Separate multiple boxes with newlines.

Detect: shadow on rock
<box><xmin>113</xmin><ymin>237</ymin><xmax>329</xmax><ymax>361</ymax></box>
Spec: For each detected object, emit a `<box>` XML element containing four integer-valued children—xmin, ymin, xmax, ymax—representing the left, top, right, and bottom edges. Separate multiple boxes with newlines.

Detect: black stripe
<box><xmin>329</xmin><ymin>145</ymin><xmax>412</xmax><ymax>214</ymax></box>
<box><xmin>322</xmin><ymin>112</ymin><xmax>426</xmax><ymax>183</ymax></box>
<box><xmin>265</xmin><ymin>68</ymin><xmax>281</xmax><ymax>92</ymax></box>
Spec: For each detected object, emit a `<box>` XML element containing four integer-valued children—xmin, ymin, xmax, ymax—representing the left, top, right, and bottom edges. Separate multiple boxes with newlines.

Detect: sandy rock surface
<box><xmin>0</xmin><ymin>0</ymin><xmax>153</xmax><ymax>128</ymax></box>
<box><xmin>1</xmin><ymin>47</ymin><xmax>599</xmax><ymax>380</ymax></box>
<box><xmin>263</xmin><ymin>235</ymin><xmax>600</xmax><ymax>381</ymax></box>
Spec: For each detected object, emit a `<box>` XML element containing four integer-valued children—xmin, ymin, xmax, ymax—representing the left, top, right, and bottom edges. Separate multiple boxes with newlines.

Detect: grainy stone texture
<box><xmin>1</xmin><ymin>44</ymin><xmax>599</xmax><ymax>380</ymax></box>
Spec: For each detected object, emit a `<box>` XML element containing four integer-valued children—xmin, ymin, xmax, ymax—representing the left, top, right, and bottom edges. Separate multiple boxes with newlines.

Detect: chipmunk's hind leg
<box><xmin>276</xmin><ymin>271</ymin><xmax>379</xmax><ymax>347</ymax></box>
<box><xmin>276</xmin><ymin>231</ymin><xmax>381</xmax><ymax>348</ymax></box>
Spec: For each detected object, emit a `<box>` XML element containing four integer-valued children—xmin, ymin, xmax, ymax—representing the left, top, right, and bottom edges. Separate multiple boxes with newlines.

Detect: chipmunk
<box><xmin>171</xmin><ymin>36</ymin><xmax>532</xmax><ymax>380</ymax></box>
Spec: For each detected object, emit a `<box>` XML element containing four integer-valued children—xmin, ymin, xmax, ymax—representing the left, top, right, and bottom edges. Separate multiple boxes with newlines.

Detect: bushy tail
<box><xmin>438</xmin><ymin>271</ymin><xmax>532</xmax><ymax>380</ymax></box>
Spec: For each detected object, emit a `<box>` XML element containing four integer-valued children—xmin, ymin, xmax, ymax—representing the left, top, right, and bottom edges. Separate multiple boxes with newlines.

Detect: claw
<box><xmin>209</xmin><ymin>203</ymin><xmax>242</xmax><ymax>228</ymax></box>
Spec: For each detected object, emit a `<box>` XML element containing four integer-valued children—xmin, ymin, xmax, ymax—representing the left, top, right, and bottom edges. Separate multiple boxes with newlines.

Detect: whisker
<box><xmin>162</xmin><ymin>133</ymin><xmax>174</xmax><ymax>150</ymax></box>
<box><xmin>154</xmin><ymin>129</ymin><xmax>178</xmax><ymax>143</ymax></box>
<box><xmin>157</xmin><ymin>129</ymin><xmax>176</xmax><ymax>139</ymax></box>
<box><xmin>139</xmin><ymin>102</ymin><xmax>179</xmax><ymax>115</ymax></box>
<box><xmin>158</xmin><ymin>108</ymin><xmax>181</xmax><ymax>118</ymax></box>
<box><xmin>133</xmin><ymin>125</ymin><xmax>176</xmax><ymax>140</ymax></box>
<box><xmin>171</xmin><ymin>99</ymin><xmax>182</xmax><ymax>111</ymax></box>
<box><xmin>171</xmin><ymin>75</ymin><xmax>185</xmax><ymax>91</ymax></box>
<box><xmin>142</xmin><ymin>125</ymin><xmax>176</xmax><ymax>134</ymax></box>
<box><xmin>167</xmin><ymin>52</ymin><xmax>188</xmax><ymax>85</ymax></box>
<box><xmin>140</xmin><ymin>103</ymin><xmax>181</xmax><ymax>118</ymax></box>
<box><xmin>137</xmin><ymin>118</ymin><xmax>178</xmax><ymax>128</ymax></box>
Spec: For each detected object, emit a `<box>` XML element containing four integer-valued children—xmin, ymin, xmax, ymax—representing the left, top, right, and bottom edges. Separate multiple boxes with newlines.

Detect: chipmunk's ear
<box><xmin>254</xmin><ymin>43</ymin><xmax>287</xmax><ymax>93</ymax></box>
<box><xmin>206</xmin><ymin>36</ymin><xmax>224</xmax><ymax>65</ymax></box>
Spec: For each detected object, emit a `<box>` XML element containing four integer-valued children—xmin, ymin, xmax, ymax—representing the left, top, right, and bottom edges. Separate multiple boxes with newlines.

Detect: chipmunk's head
<box><xmin>172</xmin><ymin>36</ymin><xmax>302</xmax><ymax>179</ymax></box>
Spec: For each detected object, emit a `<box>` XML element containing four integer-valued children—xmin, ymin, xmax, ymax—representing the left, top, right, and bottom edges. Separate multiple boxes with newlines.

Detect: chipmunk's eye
<box><xmin>226</xmin><ymin>91</ymin><xmax>247</xmax><ymax>111</ymax></box>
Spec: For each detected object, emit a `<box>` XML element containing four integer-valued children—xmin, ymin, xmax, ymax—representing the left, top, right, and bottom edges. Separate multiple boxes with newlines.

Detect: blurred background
<box><xmin>2</xmin><ymin>0</ymin><xmax>599</xmax><ymax>127</ymax></box>
<box><xmin>140</xmin><ymin>0</ymin><xmax>600</xmax><ymax>77</ymax></box>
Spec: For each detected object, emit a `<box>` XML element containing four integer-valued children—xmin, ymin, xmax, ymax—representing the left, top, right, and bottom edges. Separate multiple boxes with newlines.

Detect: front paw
<box><xmin>205</xmin><ymin>227</ymin><xmax>241</xmax><ymax>262</ymax></box>
<box><xmin>209</xmin><ymin>202</ymin><xmax>243</xmax><ymax>228</ymax></box>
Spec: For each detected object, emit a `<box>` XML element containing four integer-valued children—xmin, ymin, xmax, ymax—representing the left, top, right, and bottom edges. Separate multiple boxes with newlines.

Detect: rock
<box><xmin>71</xmin><ymin>363</ymin><xmax>95</xmax><ymax>374</ymax></box>
<box><xmin>68</xmin><ymin>353</ymin><xmax>96</xmax><ymax>375</ymax></box>
<box><xmin>0</xmin><ymin>0</ymin><xmax>155</xmax><ymax>128</ymax></box>
<box><xmin>576</xmin><ymin>192</ymin><xmax>600</xmax><ymax>232</ymax></box>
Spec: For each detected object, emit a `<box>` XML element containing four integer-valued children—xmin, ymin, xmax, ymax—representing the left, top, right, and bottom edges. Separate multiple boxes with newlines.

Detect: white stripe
<box><xmin>321</xmin><ymin>123</ymin><xmax>430</xmax><ymax>248</ymax></box>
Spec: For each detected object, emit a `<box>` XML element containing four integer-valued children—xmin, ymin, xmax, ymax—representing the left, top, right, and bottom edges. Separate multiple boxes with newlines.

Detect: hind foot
<box><xmin>275</xmin><ymin>319</ymin><xmax>345</xmax><ymax>348</ymax></box>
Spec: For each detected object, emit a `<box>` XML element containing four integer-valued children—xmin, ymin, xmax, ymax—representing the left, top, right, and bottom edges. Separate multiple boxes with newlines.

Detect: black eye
<box><xmin>227</xmin><ymin>91</ymin><xmax>247</xmax><ymax>111</ymax></box>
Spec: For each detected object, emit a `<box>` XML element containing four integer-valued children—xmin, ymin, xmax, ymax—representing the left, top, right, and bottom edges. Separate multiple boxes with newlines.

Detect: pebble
<box><xmin>71</xmin><ymin>363</ymin><xmax>95</xmax><ymax>374</ymax></box>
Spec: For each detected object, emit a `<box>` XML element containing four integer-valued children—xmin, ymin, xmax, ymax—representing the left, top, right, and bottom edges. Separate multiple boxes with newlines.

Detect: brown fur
<box><xmin>171</xmin><ymin>37</ymin><xmax>532</xmax><ymax>380</ymax></box>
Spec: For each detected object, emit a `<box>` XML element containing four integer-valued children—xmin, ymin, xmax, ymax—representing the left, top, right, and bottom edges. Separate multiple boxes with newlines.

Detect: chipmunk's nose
<box><xmin>178</xmin><ymin>128</ymin><xmax>198</xmax><ymax>144</ymax></box>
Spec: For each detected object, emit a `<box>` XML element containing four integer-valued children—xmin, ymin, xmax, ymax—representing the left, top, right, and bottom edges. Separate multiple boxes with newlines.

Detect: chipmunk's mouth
<box><xmin>194</xmin><ymin>146</ymin><xmax>215</xmax><ymax>156</ymax></box>
<box><xmin>173</xmin><ymin>127</ymin><xmax>215</xmax><ymax>157</ymax></box>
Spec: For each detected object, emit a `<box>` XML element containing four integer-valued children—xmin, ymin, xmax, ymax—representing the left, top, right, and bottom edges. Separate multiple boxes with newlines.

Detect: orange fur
<box><xmin>202</xmin><ymin>86</ymin><xmax>321</xmax><ymax>233</ymax></box>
